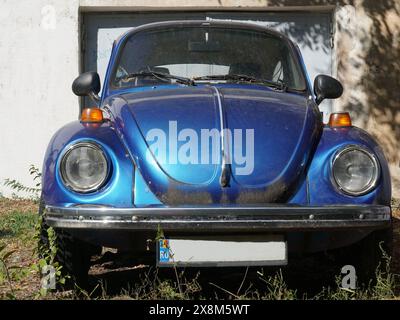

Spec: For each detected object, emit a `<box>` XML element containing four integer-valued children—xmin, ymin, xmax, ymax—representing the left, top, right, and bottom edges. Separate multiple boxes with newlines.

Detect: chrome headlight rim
<box><xmin>331</xmin><ymin>145</ymin><xmax>380</xmax><ymax>196</ymax></box>
<box><xmin>60</xmin><ymin>141</ymin><xmax>110</xmax><ymax>194</ymax></box>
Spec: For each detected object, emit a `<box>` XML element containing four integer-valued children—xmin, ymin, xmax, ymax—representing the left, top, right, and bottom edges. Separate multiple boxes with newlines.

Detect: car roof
<box><xmin>114</xmin><ymin>20</ymin><xmax>292</xmax><ymax>46</ymax></box>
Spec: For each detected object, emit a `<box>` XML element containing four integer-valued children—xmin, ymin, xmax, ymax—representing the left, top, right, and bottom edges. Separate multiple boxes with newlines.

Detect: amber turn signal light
<box><xmin>81</xmin><ymin>108</ymin><xmax>103</xmax><ymax>123</ymax></box>
<box><xmin>328</xmin><ymin>112</ymin><xmax>352</xmax><ymax>127</ymax></box>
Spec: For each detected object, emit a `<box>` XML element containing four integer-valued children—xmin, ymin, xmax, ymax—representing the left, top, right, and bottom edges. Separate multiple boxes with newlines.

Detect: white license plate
<box><xmin>157</xmin><ymin>236</ymin><xmax>287</xmax><ymax>267</ymax></box>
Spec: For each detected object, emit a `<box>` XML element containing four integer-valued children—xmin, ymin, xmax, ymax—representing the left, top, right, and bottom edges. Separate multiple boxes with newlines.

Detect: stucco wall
<box><xmin>332</xmin><ymin>0</ymin><xmax>400</xmax><ymax>198</ymax></box>
<box><xmin>0</xmin><ymin>0</ymin><xmax>80</xmax><ymax>197</ymax></box>
<box><xmin>0</xmin><ymin>0</ymin><xmax>399</xmax><ymax>198</ymax></box>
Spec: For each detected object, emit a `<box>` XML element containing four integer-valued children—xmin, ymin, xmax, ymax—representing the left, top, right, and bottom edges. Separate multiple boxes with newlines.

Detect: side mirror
<box><xmin>72</xmin><ymin>71</ymin><xmax>101</xmax><ymax>103</ymax></box>
<box><xmin>313</xmin><ymin>74</ymin><xmax>343</xmax><ymax>105</ymax></box>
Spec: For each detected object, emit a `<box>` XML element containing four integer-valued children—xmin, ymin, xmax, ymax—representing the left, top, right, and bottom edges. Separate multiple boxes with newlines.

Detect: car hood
<box><xmin>107</xmin><ymin>85</ymin><xmax>322</xmax><ymax>205</ymax></box>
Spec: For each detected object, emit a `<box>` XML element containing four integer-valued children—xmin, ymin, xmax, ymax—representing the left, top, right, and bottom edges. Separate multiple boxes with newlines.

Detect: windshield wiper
<box><xmin>123</xmin><ymin>71</ymin><xmax>195</xmax><ymax>86</ymax></box>
<box><xmin>193</xmin><ymin>74</ymin><xmax>287</xmax><ymax>91</ymax></box>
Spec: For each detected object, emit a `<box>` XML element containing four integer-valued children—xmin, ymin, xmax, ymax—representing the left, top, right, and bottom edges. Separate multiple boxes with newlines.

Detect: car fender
<box><xmin>41</xmin><ymin>120</ymin><xmax>134</xmax><ymax>207</ymax></box>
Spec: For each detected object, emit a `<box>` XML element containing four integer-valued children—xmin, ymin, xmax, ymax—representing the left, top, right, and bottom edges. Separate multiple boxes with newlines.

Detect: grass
<box><xmin>0</xmin><ymin>198</ymin><xmax>40</xmax><ymax>299</ymax></box>
<box><xmin>0</xmin><ymin>196</ymin><xmax>399</xmax><ymax>300</ymax></box>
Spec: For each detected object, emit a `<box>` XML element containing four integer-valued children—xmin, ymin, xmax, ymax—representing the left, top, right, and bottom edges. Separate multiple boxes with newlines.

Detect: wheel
<box><xmin>38</xmin><ymin>196</ymin><xmax>92</xmax><ymax>290</ymax></box>
<box><xmin>52</xmin><ymin>228</ymin><xmax>92</xmax><ymax>290</ymax></box>
<box><xmin>340</xmin><ymin>226</ymin><xmax>393</xmax><ymax>286</ymax></box>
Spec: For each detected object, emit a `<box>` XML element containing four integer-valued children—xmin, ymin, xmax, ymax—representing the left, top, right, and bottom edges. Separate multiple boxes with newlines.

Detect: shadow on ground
<box><xmin>87</xmin><ymin>251</ymin><xmax>342</xmax><ymax>299</ymax></box>
<box><xmin>84</xmin><ymin>215</ymin><xmax>400</xmax><ymax>299</ymax></box>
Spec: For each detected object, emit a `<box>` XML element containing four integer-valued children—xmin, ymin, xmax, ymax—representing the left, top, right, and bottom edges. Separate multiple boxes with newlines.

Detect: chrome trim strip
<box><xmin>44</xmin><ymin>218</ymin><xmax>390</xmax><ymax>231</ymax></box>
<box><xmin>45</xmin><ymin>205</ymin><xmax>391</xmax><ymax>231</ymax></box>
<box><xmin>211</xmin><ymin>85</ymin><xmax>231</xmax><ymax>187</ymax></box>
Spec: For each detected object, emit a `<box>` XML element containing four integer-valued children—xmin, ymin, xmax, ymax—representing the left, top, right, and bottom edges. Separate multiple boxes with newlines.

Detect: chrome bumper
<box><xmin>44</xmin><ymin>204</ymin><xmax>391</xmax><ymax>232</ymax></box>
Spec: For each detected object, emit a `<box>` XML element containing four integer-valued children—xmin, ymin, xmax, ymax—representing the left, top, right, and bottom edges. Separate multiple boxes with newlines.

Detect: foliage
<box><xmin>3</xmin><ymin>165</ymin><xmax>42</xmax><ymax>200</ymax></box>
<box><xmin>128</xmin><ymin>268</ymin><xmax>201</xmax><ymax>300</ymax></box>
<box><xmin>0</xmin><ymin>205</ymin><xmax>39</xmax><ymax>299</ymax></box>
<box><xmin>0</xmin><ymin>242</ymin><xmax>17</xmax><ymax>299</ymax></box>
<box><xmin>0</xmin><ymin>211</ymin><xmax>37</xmax><ymax>240</ymax></box>
<box><xmin>257</xmin><ymin>269</ymin><xmax>297</xmax><ymax>300</ymax></box>
<box><xmin>32</xmin><ymin>218</ymin><xmax>68</xmax><ymax>297</ymax></box>
<box><xmin>314</xmin><ymin>248</ymin><xmax>397</xmax><ymax>300</ymax></box>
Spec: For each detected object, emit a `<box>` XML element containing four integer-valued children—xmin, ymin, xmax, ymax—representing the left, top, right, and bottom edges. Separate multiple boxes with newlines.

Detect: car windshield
<box><xmin>111</xmin><ymin>26</ymin><xmax>307</xmax><ymax>91</ymax></box>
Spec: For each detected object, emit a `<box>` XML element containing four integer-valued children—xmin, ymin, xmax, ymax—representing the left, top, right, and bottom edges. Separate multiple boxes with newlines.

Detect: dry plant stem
<box><xmin>1</xmin><ymin>260</ymin><xmax>15</xmax><ymax>297</ymax></box>
<box><xmin>209</xmin><ymin>282</ymin><xmax>240</xmax><ymax>299</ymax></box>
<box><xmin>237</xmin><ymin>266</ymin><xmax>249</xmax><ymax>296</ymax></box>
<box><xmin>173</xmin><ymin>265</ymin><xmax>183</xmax><ymax>297</ymax></box>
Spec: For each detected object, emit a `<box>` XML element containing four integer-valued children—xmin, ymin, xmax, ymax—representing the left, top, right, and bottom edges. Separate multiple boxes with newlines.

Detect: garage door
<box><xmin>83</xmin><ymin>11</ymin><xmax>333</xmax><ymax>118</ymax></box>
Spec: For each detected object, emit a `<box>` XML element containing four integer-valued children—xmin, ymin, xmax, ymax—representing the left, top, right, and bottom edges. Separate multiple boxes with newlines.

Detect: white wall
<box><xmin>0</xmin><ymin>0</ymin><xmax>79</xmax><ymax>196</ymax></box>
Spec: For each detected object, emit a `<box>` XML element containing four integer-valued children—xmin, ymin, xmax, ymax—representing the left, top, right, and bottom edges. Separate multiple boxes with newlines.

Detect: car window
<box><xmin>112</xmin><ymin>26</ymin><xmax>307</xmax><ymax>91</ymax></box>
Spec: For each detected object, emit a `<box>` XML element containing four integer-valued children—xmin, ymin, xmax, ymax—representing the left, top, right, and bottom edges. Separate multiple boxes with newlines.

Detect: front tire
<box><xmin>52</xmin><ymin>228</ymin><xmax>92</xmax><ymax>290</ymax></box>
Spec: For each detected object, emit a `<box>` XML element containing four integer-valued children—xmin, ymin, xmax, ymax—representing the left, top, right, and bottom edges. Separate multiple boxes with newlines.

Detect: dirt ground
<box><xmin>0</xmin><ymin>198</ymin><xmax>399</xmax><ymax>299</ymax></box>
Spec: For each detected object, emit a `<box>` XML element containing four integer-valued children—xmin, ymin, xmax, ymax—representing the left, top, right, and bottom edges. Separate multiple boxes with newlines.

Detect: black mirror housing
<box><xmin>313</xmin><ymin>74</ymin><xmax>343</xmax><ymax>105</ymax></box>
<box><xmin>72</xmin><ymin>71</ymin><xmax>101</xmax><ymax>97</ymax></box>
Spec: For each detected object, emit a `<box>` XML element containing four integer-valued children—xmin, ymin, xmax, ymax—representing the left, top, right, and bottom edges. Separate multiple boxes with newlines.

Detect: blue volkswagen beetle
<box><xmin>40</xmin><ymin>20</ymin><xmax>392</xmax><ymax>287</ymax></box>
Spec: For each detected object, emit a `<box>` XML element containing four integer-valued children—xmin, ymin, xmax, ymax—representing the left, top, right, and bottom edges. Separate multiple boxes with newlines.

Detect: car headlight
<box><xmin>60</xmin><ymin>142</ymin><xmax>109</xmax><ymax>193</ymax></box>
<box><xmin>332</xmin><ymin>145</ymin><xmax>380</xmax><ymax>196</ymax></box>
